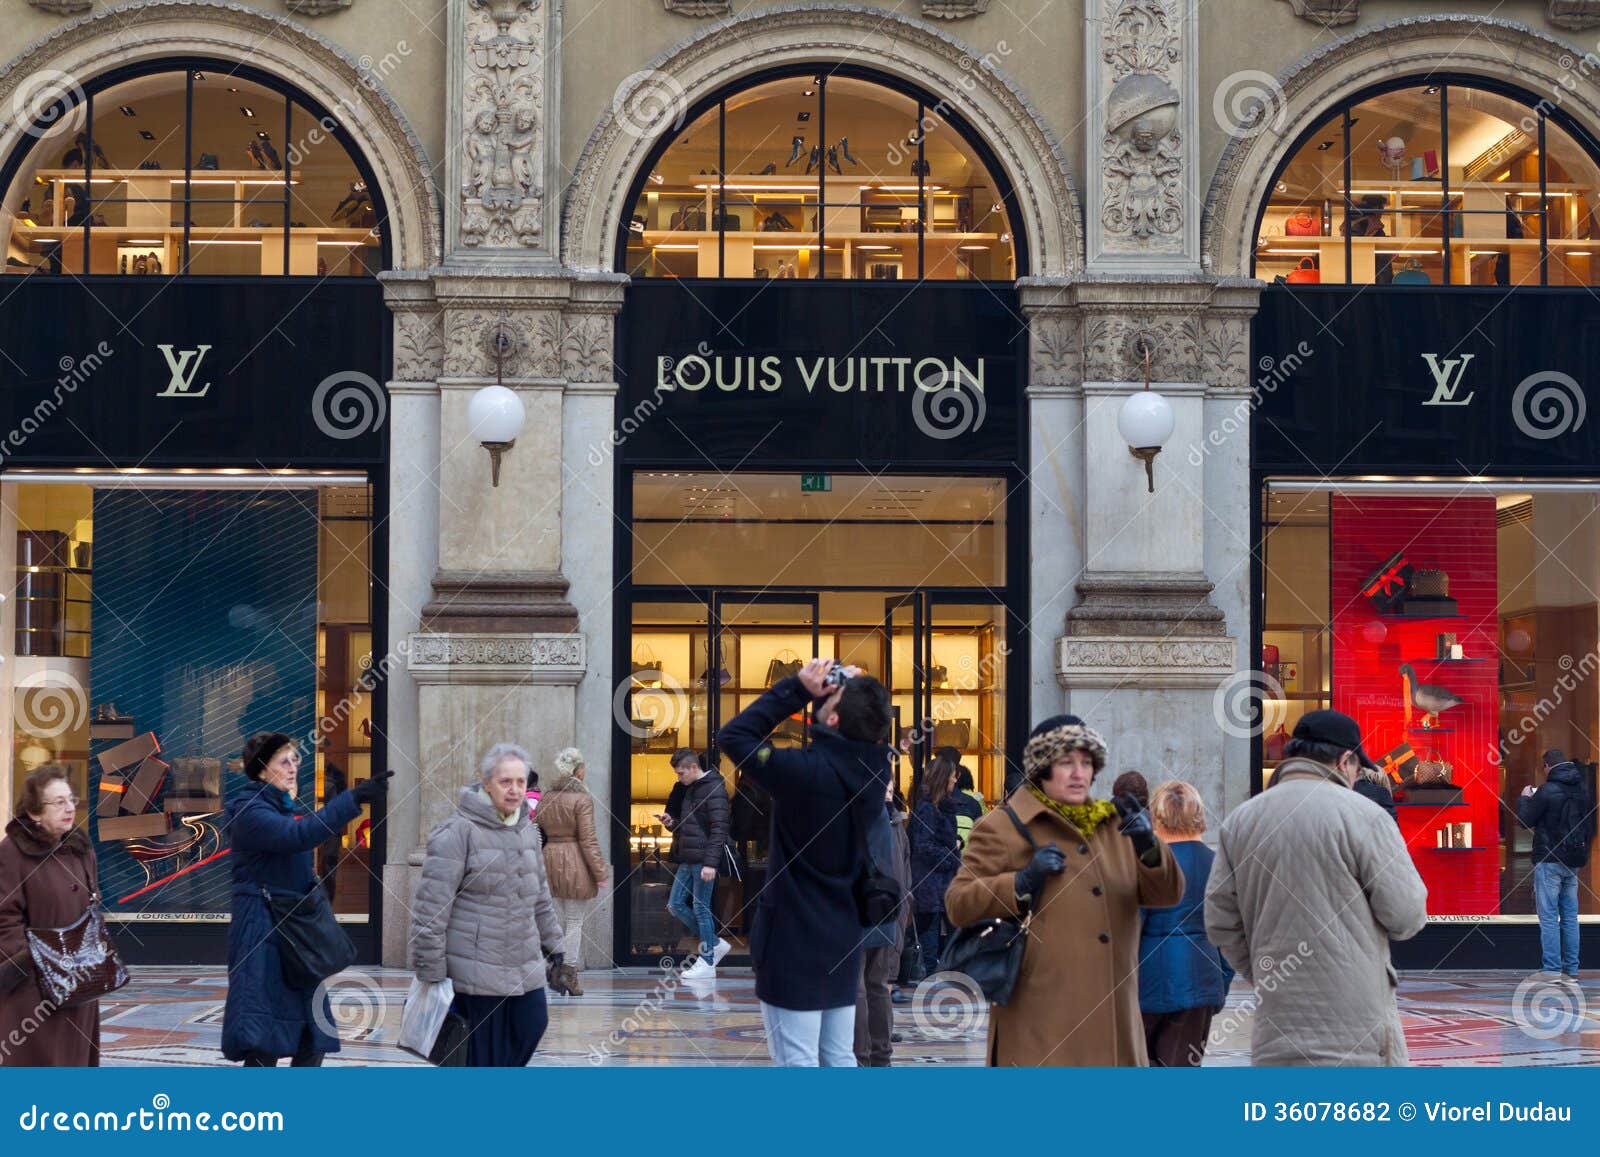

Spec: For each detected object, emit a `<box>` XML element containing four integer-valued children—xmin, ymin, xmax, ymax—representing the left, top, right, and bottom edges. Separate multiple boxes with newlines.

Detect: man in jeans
<box><xmin>720</xmin><ymin>659</ymin><xmax>894</xmax><ymax>1066</ymax></box>
<box><xmin>1518</xmin><ymin>749</ymin><xmax>1594</xmax><ymax>981</ymax></box>
<box><xmin>662</xmin><ymin>748</ymin><xmax>731</xmax><ymax>980</ymax></box>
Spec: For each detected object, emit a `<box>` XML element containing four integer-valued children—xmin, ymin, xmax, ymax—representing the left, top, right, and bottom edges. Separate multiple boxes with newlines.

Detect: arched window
<box><xmin>1254</xmin><ymin>80</ymin><xmax>1600</xmax><ymax>287</ymax></box>
<box><xmin>619</xmin><ymin>69</ymin><xmax>1019</xmax><ymax>280</ymax></box>
<box><xmin>2</xmin><ymin>64</ymin><xmax>385</xmax><ymax>278</ymax></box>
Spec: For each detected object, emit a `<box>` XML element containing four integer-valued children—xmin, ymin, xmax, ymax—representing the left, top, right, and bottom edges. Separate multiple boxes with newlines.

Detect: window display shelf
<box><xmin>1407</xmin><ymin>726</ymin><xmax>1456</xmax><ymax>734</ymax></box>
<box><xmin>1394</xmin><ymin>800</ymin><xmax>1468</xmax><ymax>809</ymax></box>
<box><xmin>1421</xmin><ymin>846</ymin><xmax>1494</xmax><ymax>852</ymax></box>
<box><xmin>1401</xmin><ymin>657</ymin><xmax>1489</xmax><ymax>663</ymax></box>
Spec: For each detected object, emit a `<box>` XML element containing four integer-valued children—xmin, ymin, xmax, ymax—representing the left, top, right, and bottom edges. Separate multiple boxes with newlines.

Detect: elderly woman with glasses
<box><xmin>0</xmin><ymin>765</ymin><xmax>102</xmax><ymax>1066</ymax></box>
<box><xmin>411</xmin><ymin>742</ymin><xmax>566</xmax><ymax>1066</ymax></box>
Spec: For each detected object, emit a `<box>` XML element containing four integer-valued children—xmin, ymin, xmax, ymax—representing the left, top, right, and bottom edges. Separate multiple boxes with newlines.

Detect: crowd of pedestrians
<box><xmin>2</xmin><ymin>675</ymin><xmax>1593</xmax><ymax>1069</ymax></box>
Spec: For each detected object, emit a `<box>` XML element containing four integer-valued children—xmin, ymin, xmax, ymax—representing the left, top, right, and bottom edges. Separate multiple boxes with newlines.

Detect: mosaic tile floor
<box><xmin>96</xmin><ymin>967</ymin><xmax>1600</xmax><ymax>1067</ymax></box>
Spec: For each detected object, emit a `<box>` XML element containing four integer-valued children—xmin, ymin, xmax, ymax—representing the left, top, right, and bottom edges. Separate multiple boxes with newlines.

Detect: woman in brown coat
<box><xmin>946</xmin><ymin>718</ymin><xmax>1184</xmax><ymax>1066</ymax></box>
<box><xmin>535</xmin><ymin>748</ymin><xmax>607</xmax><ymax>993</ymax></box>
<box><xmin>0</xmin><ymin>765</ymin><xmax>102</xmax><ymax>1066</ymax></box>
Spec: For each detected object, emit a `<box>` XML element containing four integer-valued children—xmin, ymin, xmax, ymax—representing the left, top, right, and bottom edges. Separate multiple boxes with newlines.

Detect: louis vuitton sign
<box><xmin>656</xmin><ymin>353</ymin><xmax>987</xmax><ymax>395</ymax></box>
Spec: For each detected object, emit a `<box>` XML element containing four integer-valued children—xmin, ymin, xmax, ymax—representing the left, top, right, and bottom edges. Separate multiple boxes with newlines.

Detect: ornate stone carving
<box><xmin>442</xmin><ymin>309</ymin><xmax>564</xmax><ymax>378</ymax></box>
<box><xmin>1547</xmin><ymin>0</ymin><xmax>1600</xmax><ymax>29</ymax></box>
<box><xmin>1102</xmin><ymin>69</ymin><xmax>1182</xmax><ymax>242</ymax></box>
<box><xmin>459</xmin><ymin>0</ymin><xmax>545</xmax><ymax>248</ymax></box>
<box><xmin>393</xmin><ymin>310</ymin><xmax>445</xmax><ymax>381</ymax></box>
<box><xmin>1057</xmin><ymin>635</ymin><xmax>1237</xmax><ymax>689</ymax></box>
<box><xmin>1201</xmin><ymin>319</ymin><xmax>1248</xmax><ymax>382</ymax></box>
<box><xmin>561</xmin><ymin>313</ymin><xmax>614</xmax><ymax>383</ymax></box>
<box><xmin>1028</xmin><ymin>316</ymin><xmax>1080</xmax><ymax>385</ymax></box>
<box><xmin>922</xmin><ymin>0</ymin><xmax>990</xmax><ymax>16</ymax></box>
<box><xmin>1084</xmin><ymin>315</ymin><xmax>1200</xmax><ymax>380</ymax></box>
<box><xmin>408</xmin><ymin>632</ymin><xmax>586</xmax><ymax>685</ymax></box>
<box><xmin>1277</xmin><ymin>0</ymin><xmax>1360</xmax><ymax>27</ymax></box>
<box><xmin>27</xmin><ymin>0</ymin><xmax>92</xmax><ymax>14</ymax></box>
<box><xmin>663</xmin><ymin>0</ymin><xmax>731</xmax><ymax>13</ymax></box>
<box><xmin>1104</xmin><ymin>0</ymin><xmax>1179</xmax><ymax>78</ymax></box>
<box><xmin>284</xmin><ymin>0</ymin><xmax>351</xmax><ymax>15</ymax></box>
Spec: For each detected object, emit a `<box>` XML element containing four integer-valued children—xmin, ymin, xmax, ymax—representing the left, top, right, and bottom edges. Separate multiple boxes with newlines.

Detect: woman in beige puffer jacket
<box><xmin>410</xmin><ymin>742</ymin><xmax>565</xmax><ymax>1066</ymax></box>
<box><xmin>535</xmin><ymin>748</ymin><xmax>608</xmax><ymax>990</ymax></box>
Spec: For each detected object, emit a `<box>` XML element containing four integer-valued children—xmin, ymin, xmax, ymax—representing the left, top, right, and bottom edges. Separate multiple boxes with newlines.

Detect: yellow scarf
<box><xmin>1026</xmin><ymin>784</ymin><xmax>1119</xmax><ymax>838</ymax></box>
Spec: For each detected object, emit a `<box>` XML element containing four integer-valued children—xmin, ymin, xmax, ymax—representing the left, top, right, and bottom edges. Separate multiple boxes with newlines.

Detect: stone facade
<box><xmin>2</xmin><ymin>0</ymin><xmax>1596</xmax><ymax>965</ymax></box>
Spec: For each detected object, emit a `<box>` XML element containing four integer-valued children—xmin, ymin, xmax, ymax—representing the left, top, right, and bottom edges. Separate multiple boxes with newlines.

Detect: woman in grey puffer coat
<box><xmin>410</xmin><ymin>742</ymin><xmax>565</xmax><ymax>1066</ymax></box>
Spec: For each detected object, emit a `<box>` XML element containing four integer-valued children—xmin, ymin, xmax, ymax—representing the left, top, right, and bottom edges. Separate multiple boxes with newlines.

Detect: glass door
<box><xmin>883</xmin><ymin>593</ymin><xmax>927</xmax><ymax>799</ymax></box>
<box><xmin>928</xmin><ymin>595</ymin><xmax>1009</xmax><ymax>804</ymax></box>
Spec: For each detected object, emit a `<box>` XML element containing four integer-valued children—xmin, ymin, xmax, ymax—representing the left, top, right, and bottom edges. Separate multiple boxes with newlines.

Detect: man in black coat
<box><xmin>664</xmin><ymin>749</ymin><xmax>731</xmax><ymax>978</ymax></box>
<box><xmin>1518</xmin><ymin>749</ymin><xmax>1595</xmax><ymax>979</ymax></box>
<box><xmin>720</xmin><ymin>658</ymin><xmax>893</xmax><ymax>1067</ymax></box>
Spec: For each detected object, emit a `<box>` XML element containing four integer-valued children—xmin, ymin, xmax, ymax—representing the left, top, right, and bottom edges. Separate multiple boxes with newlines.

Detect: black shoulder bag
<box><xmin>937</xmin><ymin>805</ymin><xmax>1037</xmax><ymax>1006</ymax></box>
<box><xmin>240</xmin><ymin>850</ymin><xmax>356</xmax><ymax>991</ymax></box>
<box><xmin>833</xmin><ymin>768</ymin><xmax>903</xmax><ymax>928</ymax></box>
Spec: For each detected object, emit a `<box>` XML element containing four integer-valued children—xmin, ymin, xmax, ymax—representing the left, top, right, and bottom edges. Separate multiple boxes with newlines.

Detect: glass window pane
<box><xmin>1258</xmin><ymin>112</ymin><xmax>1346</xmax><ymax>284</ymax></box>
<box><xmin>1343</xmin><ymin>86</ymin><xmax>1444</xmax><ymax>285</ymax></box>
<box><xmin>1543</xmin><ymin>114</ymin><xmax>1600</xmax><ymax>287</ymax></box>
<box><xmin>626</xmin><ymin>102</ymin><xmax>719</xmax><ymax>278</ymax></box>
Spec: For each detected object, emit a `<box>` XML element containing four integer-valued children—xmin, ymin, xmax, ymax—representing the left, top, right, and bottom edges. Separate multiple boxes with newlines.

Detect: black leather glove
<box><xmin>351</xmin><ymin>770</ymin><xmax>394</xmax><ymax>806</ymax></box>
<box><xmin>1014</xmin><ymin>844</ymin><xmax>1067</xmax><ymax>900</ymax></box>
<box><xmin>1113</xmin><ymin>793</ymin><xmax>1159</xmax><ymax>861</ymax></box>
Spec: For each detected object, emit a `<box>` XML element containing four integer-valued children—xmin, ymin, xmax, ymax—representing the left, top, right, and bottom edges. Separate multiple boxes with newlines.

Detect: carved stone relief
<box><xmin>284</xmin><ymin>0</ymin><xmax>352</xmax><ymax>15</ymax></box>
<box><xmin>26</xmin><ymin>0</ymin><xmax>92</xmax><ymax>13</ymax></box>
<box><xmin>561</xmin><ymin>313</ymin><xmax>615</xmax><ymax>383</ymax></box>
<box><xmin>922</xmin><ymin>0</ymin><xmax>990</xmax><ymax>16</ymax></box>
<box><xmin>1084</xmin><ymin>314</ymin><xmax>1200</xmax><ymax>380</ymax></box>
<box><xmin>393</xmin><ymin>309</ymin><xmax>445</xmax><ymax>382</ymax></box>
<box><xmin>1277</xmin><ymin>0</ymin><xmax>1360</xmax><ymax>27</ymax></box>
<box><xmin>1101</xmin><ymin>0</ymin><xmax>1183</xmax><ymax>243</ymax></box>
<box><xmin>1028</xmin><ymin>315</ymin><xmax>1081</xmax><ymax>385</ymax></box>
<box><xmin>1547</xmin><ymin>0</ymin><xmax>1600</xmax><ymax>29</ymax></box>
<box><xmin>442</xmin><ymin>309</ymin><xmax>563</xmax><ymax>378</ymax></box>
<box><xmin>663</xmin><ymin>0</ymin><xmax>732</xmax><ymax>13</ymax></box>
<box><xmin>459</xmin><ymin>0</ymin><xmax>545</xmax><ymax>249</ymax></box>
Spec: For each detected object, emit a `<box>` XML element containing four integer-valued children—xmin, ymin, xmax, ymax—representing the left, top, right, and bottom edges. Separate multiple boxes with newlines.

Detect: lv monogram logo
<box><xmin>1420</xmin><ymin>352</ymin><xmax>1475</xmax><ymax>407</ymax></box>
<box><xmin>155</xmin><ymin>344</ymin><xmax>213</xmax><ymax>398</ymax></box>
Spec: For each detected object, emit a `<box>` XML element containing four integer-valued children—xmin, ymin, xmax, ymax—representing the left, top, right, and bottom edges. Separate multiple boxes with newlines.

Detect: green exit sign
<box><xmin>800</xmin><ymin>473</ymin><xmax>832</xmax><ymax>493</ymax></box>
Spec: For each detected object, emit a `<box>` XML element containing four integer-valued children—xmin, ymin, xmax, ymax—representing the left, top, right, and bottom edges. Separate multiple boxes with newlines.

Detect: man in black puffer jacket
<box><xmin>720</xmin><ymin>658</ymin><xmax>893</xmax><ymax>1067</ymax></box>
<box><xmin>665</xmin><ymin>749</ymin><xmax>731</xmax><ymax>979</ymax></box>
<box><xmin>1518</xmin><ymin>749</ymin><xmax>1595</xmax><ymax>980</ymax></box>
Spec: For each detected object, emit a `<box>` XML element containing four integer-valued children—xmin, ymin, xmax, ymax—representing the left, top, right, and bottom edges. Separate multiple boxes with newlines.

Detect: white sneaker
<box><xmin>681</xmin><ymin>957</ymin><xmax>716</xmax><ymax>981</ymax></box>
<box><xmin>711</xmin><ymin>937</ymin><xmax>732</xmax><ymax>966</ymax></box>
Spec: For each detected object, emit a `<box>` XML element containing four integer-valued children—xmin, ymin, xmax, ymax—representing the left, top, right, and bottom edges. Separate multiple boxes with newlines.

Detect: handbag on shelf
<box><xmin>937</xmin><ymin>805</ymin><xmax>1037</xmax><ymax>1005</ymax></box>
<box><xmin>932</xmin><ymin>718</ymin><xmax>971</xmax><ymax>749</ymax></box>
<box><xmin>631</xmin><ymin>643</ymin><xmax>663</xmax><ymax>683</ymax></box>
<box><xmin>1412</xmin><ymin>760</ymin><xmax>1453</xmax><ymax>785</ymax></box>
<box><xmin>1285</xmin><ymin>257</ymin><xmax>1321</xmax><ymax>284</ymax></box>
<box><xmin>710</xmin><ymin>209</ymin><xmax>740</xmax><ymax>230</ymax></box>
<box><xmin>1284</xmin><ymin>209</ymin><xmax>1319</xmax><ymax>236</ymax></box>
<box><xmin>25</xmin><ymin>894</ymin><xmax>129</xmax><ymax>1009</ymax></box>
<box><xmin>669</xmin><ymin>206</ymin><xmax>706</xmax><ymax>231</ymax></box>
<box><xmin>764</xmin><ymin>649</ymin><xmax>804</xmax><ymax>686</ymax></box>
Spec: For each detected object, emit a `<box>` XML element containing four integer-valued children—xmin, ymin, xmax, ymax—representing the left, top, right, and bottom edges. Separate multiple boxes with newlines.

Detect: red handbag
<box><xmin>1284</xmin><ymin>210</ymin><xmax>1319</xmax><ymax>236</ymax></box>
<box><xmin>1285</xmin><ymin>257</ymin><xmax>1320</xmax><ymax>284</ymax></box>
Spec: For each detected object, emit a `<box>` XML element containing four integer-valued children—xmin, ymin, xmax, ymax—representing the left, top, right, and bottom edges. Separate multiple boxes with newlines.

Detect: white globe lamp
<box><xmin>468</xmin><ymin>384</ymin><xmax>526</xmax><ymax>487</ymax></box>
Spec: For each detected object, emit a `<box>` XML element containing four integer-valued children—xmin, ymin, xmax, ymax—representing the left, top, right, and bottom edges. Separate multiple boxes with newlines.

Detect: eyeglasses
<box><xmin>42</xmin><ymin>796</ymin><xmax>79</xmax><ymax>810</ymax></box>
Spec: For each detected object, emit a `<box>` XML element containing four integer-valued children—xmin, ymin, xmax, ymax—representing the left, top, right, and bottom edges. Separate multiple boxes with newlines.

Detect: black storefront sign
<box><xmin>614</xmin><ymin>281</ymin><xmax>1023</xmax><ymax>467</ymax></box>
<box><xmin>1253</xmin><ymin>285</ymin><xmax>1600</xmax><ymax>474</ymax></box>
<box><xmin>0</xmin><ymin>279</ymin><xmax>388</xmax><ymax>467</ymax></box>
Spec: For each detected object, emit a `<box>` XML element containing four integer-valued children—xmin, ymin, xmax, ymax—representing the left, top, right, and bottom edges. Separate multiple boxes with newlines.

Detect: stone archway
<box><xmin>0</xmin><ymin>0</ymin><xmax>440</xmax><ymax>269</ymax></box>
<box><xmin>561</xmin><ymin>2</ymin><xmax>1084</xmax><ymax>278</ymax></box>
<box><xmin>1204</xmin><ymin>15</ymin><xmax>1600</xmax><ymax>277</ymax></box>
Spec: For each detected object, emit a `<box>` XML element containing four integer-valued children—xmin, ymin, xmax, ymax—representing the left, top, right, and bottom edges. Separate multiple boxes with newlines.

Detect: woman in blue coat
<box><xmin>221</xmin><ymin>732</ymin><xmax>388</xmax><ymax>1066</ymax></box>
<box><xmin>907</xmin><ymin>752</ymin><xmax>962</xmax><ymax>975</ymax></box>
<box><xmin>1138</xmin><ymin>780</ymin><xmax>1234</xmax><ymax>1066</ymax></box>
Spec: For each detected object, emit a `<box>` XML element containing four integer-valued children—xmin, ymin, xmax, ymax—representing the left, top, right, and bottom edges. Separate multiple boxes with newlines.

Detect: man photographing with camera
<box><xmin>719</xmin><ymin>657</ymin><xmax>895</xmax><ymax>1067</ymax></box>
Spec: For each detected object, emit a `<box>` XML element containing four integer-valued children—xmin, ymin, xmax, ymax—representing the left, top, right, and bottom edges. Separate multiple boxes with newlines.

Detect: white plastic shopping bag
<box><xmin>397</xmin><ymin>977</ymin><xmax>455</xmax><ymax>1061</ymax></box>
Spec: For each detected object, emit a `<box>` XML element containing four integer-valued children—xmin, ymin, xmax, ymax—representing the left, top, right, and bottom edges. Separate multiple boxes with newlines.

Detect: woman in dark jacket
<box><xmin>221</xmin><ymin>732</ymin><xmax>388</xmax><ymax>1066</ymax></box>
<box><xmin>908</xmin><ymin>752</ymin><xmax>962</xmax><ymax>974</ymax></box>
<box><xmin>1138</xmin><ymin>780</ymin><xmax>1234</xmax><ymax>1066</ymax></box>
<box><xmin>0</xmin><ymin>765</ymin><xmax>102</xmax><ymax>1066</ymax></box>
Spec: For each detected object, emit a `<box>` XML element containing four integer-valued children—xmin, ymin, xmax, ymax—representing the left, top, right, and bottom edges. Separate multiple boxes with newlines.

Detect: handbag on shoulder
<box><xmin>240</xmin><ymin>858</ymin><xmax>356</xmax><ymax>990</ymax></box>
<box><xmin>937</xmin><ymin>805</ymin><xmax>1036</xmax><ymax>1005</ymax></box>
<box><xmin>25</xmin><ymin>895</ymin><xmax>129</xmax><ymax>1008</ymax></box>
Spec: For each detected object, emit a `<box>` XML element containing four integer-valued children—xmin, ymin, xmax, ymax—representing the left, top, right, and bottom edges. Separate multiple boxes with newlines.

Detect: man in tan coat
<box><xmin>1205</xmin><ymin>710</ymin><xmax>1428</xmax><ymax>1066</ymax></box>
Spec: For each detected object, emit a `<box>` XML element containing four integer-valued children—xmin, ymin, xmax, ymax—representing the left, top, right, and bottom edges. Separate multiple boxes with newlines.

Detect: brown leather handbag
<box><xmin>26</xmin><ymin>895</ymin><xmax>129</xmax><ymax>1008</ymax></box>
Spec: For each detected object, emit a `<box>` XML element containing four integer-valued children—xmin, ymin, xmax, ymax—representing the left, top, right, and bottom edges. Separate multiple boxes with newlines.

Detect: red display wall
<box><xmin>1330</xmin><ymin>495</ymin><xmax>1499</xmax><ymax>915</ymax></box>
